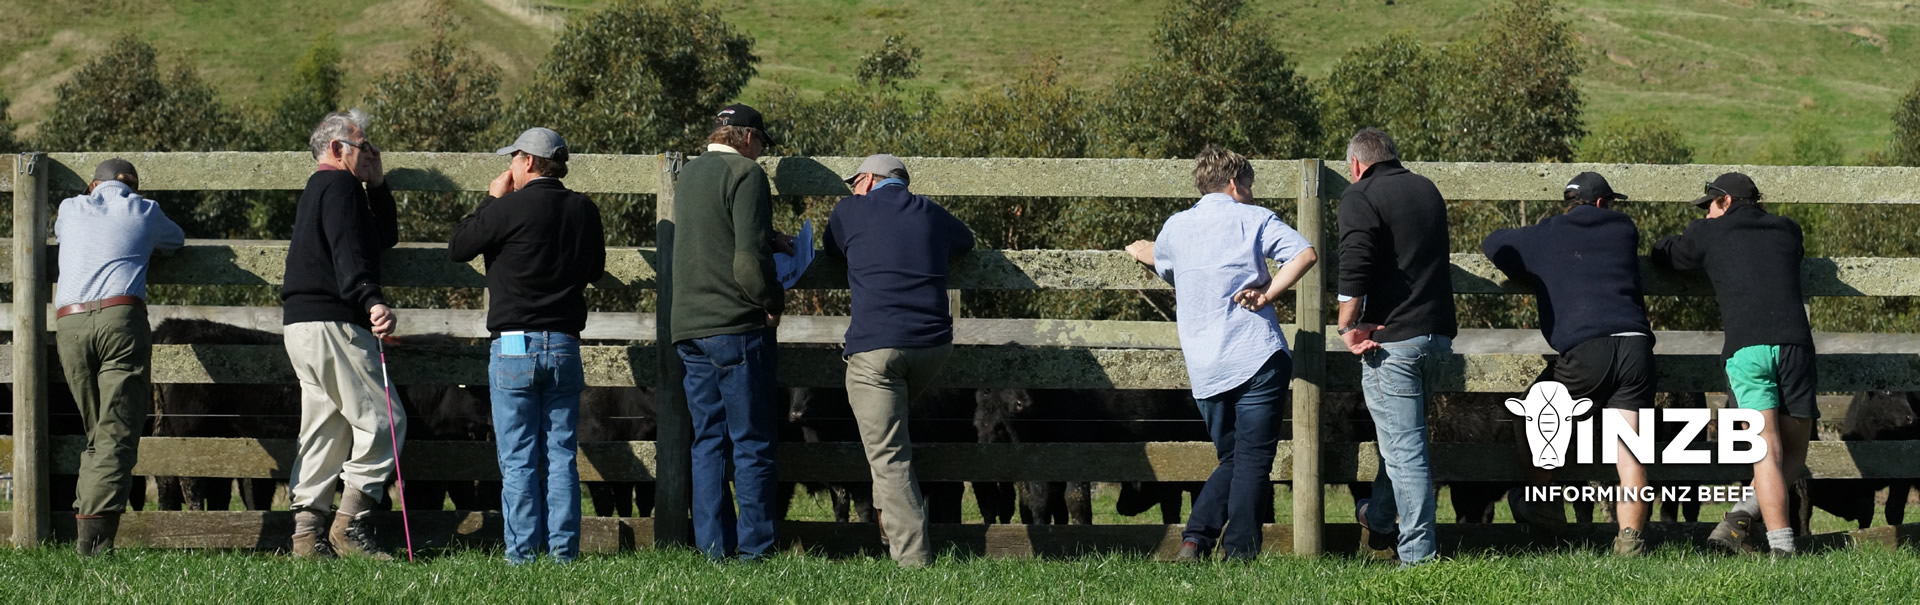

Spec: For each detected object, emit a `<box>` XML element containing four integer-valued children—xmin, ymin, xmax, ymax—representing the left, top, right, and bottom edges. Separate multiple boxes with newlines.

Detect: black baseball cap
<box><xmin>715</xmin><ymin>103</ymin><xmax>775</xmax><ymax>144</ymax></box>
<box><xmin>92</xmin><ymin>158</ymin><xmax>137</xmax><ymax>183</ymax></box>
<box><xmin>1564</xmin><ymin>172</ymin><xmax>1627</xmax><ymax>204</ymax></box>
<box><xmin>1693</xmin><ymin>172</ymin><xmax>1760</xmax><ymax>208</ymax></box>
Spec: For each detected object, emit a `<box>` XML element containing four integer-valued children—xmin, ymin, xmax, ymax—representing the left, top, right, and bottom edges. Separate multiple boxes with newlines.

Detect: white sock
<box><xmin>1766</xmin><ymin>528</ymin><xmax>1795</xmax><ymax>553</ymax></box>
<box><xmin>1732</xmin><ymin>497</ymin><xmax>1760</xmax><ymax>517</ymax></box>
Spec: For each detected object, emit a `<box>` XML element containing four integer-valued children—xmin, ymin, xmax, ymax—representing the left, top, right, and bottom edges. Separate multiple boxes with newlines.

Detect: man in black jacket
<box><xmin>1654</xmin><ymin>173</ymin><xmax>1816</xmax><ymax>558</ymax></box>
<box><xmin>450</xmin><ymin>127</ymin><xmax>606</xmax><ymax>564</ymax></box>
<box><xmin>1482</xmin><ymin>172</ymin><xmax>1655</xmax><ymax>556</ymax></box>
<box><xmin>1337</xmin><ymin>128</ymin><xmax>1456</xmax><ymax>566</ymax></box>
<box><xmin>281</xmin><ymin>109</ymin><xmax>402</xmax><ymax>559</ymax></box>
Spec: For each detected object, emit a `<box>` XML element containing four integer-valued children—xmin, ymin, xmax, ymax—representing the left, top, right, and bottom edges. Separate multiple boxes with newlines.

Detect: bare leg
<box><xmin>1611</xmin><ymin>409</ymin><xmax>1649</xmax><ymax>532</ymax></box>
<box><xmin>1752</xmin><ymin>409</ymin><xmax>1792</xmax><ymax>532</ymax></box>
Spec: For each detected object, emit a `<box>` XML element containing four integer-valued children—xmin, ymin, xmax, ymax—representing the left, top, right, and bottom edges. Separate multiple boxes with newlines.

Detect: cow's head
<box><xmin>1505</xmin><ymin>381</ymin><xmax>1592</xmax><ymax>470</ymax></box>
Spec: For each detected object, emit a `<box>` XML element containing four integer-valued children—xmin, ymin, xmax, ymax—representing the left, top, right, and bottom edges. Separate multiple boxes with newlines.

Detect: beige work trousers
<box><xmin>844</xmin><ymin>343</ymin><xmax>952</xmax><ymax>568</ymax></box>
<box><xmin>284</xmin><ymin>321</ymin><xmax>405</xmax><ymax>512</ymax></box>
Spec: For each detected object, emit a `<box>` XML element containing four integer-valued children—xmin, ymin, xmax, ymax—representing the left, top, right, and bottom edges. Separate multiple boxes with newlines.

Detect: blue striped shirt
<box><xmin>1153</xmin><ymin>194</ymin><xmax>1312</xmax><ymax>399</ymax></box>
<box><xmin>54</xmin><ymin>181</ymin><xmax>186</xmax><ymax>307</ymax></box>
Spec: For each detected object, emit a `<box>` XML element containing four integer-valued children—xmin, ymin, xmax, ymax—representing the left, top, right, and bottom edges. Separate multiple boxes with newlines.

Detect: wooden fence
<box><xmin>6</xmin><ymin>152</ymin><xmax>1920</xmax><ymax>556</ymax></box>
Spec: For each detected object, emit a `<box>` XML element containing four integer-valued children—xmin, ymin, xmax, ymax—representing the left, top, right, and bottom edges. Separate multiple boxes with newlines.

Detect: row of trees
<box><xmin>0</xmin><ymin>0</ymin><xmax>1913</xmax><ymax>331</ymax></box>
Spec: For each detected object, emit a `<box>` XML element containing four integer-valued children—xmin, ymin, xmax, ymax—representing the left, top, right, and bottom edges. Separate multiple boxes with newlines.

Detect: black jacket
<box><xmin>824</xmin><ymin>184</ymin><xmax>975</xmax><ymax>356</ymax></box>
<box><xmin>449</xmin><ymin>179</ymin><xmax>607</xmax><ymax>336</ymax></box>
<box><xmin>282</xmin><ymin>169</ymin><xmax>399</xmax><ymax>326</ymax></box>
<box><xmin>1652</xmin><ymin>203</ymin><xmax>1813</xmax><ymax>356</ymax></box>
<box><xmin>1482</xmin><ymin>204</ymin><xmax>1652</xmax><ymax>354</ymax></box>
<box><xmin>1336</xmin><ymin>160</ymin><xmax>1458</xmax><ymax>342</ymax></box>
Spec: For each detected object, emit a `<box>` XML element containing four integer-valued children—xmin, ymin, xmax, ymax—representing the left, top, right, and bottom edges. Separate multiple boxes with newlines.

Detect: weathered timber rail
<box><xmin>9</xmin><ymin>152</ymin><xmax>1920</xmax><ymax>556</ymax></box>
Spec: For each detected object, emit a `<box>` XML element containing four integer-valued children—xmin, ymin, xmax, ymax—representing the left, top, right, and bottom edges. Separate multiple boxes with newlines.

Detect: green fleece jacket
<box><xmin>669</xmin><ymin>147</ymin><xmax>784</xmax><ymax>342</ymax></box>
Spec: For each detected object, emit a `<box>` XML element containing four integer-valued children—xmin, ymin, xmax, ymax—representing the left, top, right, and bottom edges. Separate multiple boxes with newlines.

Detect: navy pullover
<box><xmin>824</xmin><ymin>183</ymin><xmax>975</xmax><ymax>356</ymax></box>
<box><xmin>1481</xmin><ymin>204</ymin><xmax>1652</xmax><ymax>354</ymax></box>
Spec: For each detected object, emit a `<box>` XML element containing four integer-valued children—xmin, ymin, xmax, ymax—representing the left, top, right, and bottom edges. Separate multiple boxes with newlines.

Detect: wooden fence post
<box><xmin>1291</xmin><ymin>159</ymin><xmax>1326</xmax><ymax>557</ymax></box>
<box><xmin>11</xmin><ymin>152</ymin><xmax>50</xmax><ymax>547</ymax></box>
<box><xmin>652</xmin><ymin>153</ymin><xmax>692</xmax><ymax>547</ymax></box>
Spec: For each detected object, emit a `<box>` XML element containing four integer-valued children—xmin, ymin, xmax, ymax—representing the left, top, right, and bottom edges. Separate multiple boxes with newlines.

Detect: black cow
<box><xmin>1818</xmin><ymin>391</ymin><xmax>1920</xmax><ymax>528</ymax></box>
<box><xmin>150</xmin><ymin>318</ymin><xmax>297</xmax><ymax>511</ymax></box>
<box><xmin>393</xmin><ymin>382</ymin><xmax>501</xmax><ymax>511</ymax></box>
<box><xmin>973</xmin><ymin>388</ymin><xmax>1092</xmax><ymax>525</ymax></box>
<box><xmin>784</xmin><ymin>386</ymin><xmax>973</xmax><ymax>524</ymax></box>
<box><xmin>784</xmin><ymin>387</ymin><xmax>875</xmax><ymax>523</ymax></box>
<box><xmin>577</xmin><ymin>387</ymin><xmax>657</xmax><ymax>517</ymax></box>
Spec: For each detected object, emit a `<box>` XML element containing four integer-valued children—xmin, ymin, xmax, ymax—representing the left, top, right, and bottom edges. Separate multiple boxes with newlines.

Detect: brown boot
<box><xmin>76</xmin><ymin>514</ymin><xmax>120</xmax><ymax>557</ymax></box>
<box><xmin>329</xmin><ymin>490</ymin><xmax>393</xmax><ymax>561</ymax></box>
<box><xmin>291</xmin><ymin>509</ymin><xmax>336</xmax><ymax>559</ymax></box>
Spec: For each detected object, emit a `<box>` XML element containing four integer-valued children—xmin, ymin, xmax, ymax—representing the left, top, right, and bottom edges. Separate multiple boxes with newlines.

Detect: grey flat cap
<box><xmin>495</xmin><ymin>127</ymin><xmax>570</xmax><ymax>161</ymax></box>
<box><xmin>845</xmin><ymin>153</ymin><xmax>907</xmax><ymax>184</ymax></box>
<box><xmin>93</xmin><ymin>158</ymin><xmax>137</xmax><ymax>183</ymax></box>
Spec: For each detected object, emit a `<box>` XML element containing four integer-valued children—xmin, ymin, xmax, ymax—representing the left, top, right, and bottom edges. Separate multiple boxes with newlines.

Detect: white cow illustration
<box><xmin>1505</xmin><ymin>381</ymin><xmax>1592</xmax><ymax>470</ymax></box>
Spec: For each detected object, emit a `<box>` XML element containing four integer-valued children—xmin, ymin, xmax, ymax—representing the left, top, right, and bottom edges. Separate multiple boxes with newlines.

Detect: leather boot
<box><xmin>329</xmin><ymin>489</ymin><xmax>393</xmax><ymax>560</ymax></box>
<box><xmin>76</xmin><ymin>514</ymin><xmax>120</xmax><ymax>557</ymax></box>
<box><xmin>291</xmin><ymin>508</ymin><xmax>336</xmax><ymax>559</ymax></box>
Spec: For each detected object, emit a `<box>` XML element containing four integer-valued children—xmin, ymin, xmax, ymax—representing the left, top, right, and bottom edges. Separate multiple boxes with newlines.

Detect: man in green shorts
<box><xmin>1652</xmin><ymin>172</ymin><xmax>1816</xmax><ymax>558</ymax></box>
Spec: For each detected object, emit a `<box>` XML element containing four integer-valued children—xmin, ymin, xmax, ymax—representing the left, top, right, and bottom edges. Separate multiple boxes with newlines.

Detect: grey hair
<box><xmin>309</xmin><ymin>108</ymin><xmax>371</xmax><ymax>160</ymax></box>
<box><xmin>1345</xmin><ymin>128</ymin><xmax>1399</xmax><ymax>165</ymax></box>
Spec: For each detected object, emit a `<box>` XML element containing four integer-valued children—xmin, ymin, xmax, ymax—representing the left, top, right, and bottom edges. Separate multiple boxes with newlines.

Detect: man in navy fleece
<box><xmin>823</xmin><ymin>154</ymin><xmax>974</xmax><ymax>567</ymax></box>
<box><xmin>1481</xmin><ymin>172</ymin><xmax>1656</xmax><ymax>556</ymax></box>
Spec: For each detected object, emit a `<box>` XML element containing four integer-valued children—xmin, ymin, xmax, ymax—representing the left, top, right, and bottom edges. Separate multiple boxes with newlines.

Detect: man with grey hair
<box><xmin>823</xmin><ymin>153</ymin><xmax>975</xmax><ymax>567</ymax></box>
<box><xmin>1337</xmin><ymin>127</ymin><xmax>1456</xmax><ymax>566</ymax></box>
<box><xmin>55</xmin><ymin>158</ymin><xmax>185</xmax><ymax>556</ymax></box>
<box><xmin>281</xmin><ymin>108</ymin><xmax>403</xmax><ymax>559</ymax></box>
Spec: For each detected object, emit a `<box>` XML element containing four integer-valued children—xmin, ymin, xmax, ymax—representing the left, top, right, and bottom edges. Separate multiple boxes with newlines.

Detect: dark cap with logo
<box><xmin>715</xmin><ymin>103</ymin><xmax>775</xmax><ymax>144</ymax></box>
<box><xmin>1693</xmin><ymin>172</ymin><xmax>1761</xmax><ymax>208</ymax></box>
<box><xmin>1564</xmin><ymin>172</ymin><xmax>1627</xmax><ymax>204</ymax></box>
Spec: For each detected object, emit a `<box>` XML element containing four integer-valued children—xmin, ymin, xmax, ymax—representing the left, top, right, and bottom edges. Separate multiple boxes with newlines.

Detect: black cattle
<box><xmin>973</xmin><ymin>388</ymin><xmax>1092</xmax><ymax>525</ymax></box>
<box><xmin>1820</xmin><ymin>391</ymin><xmax>1920</xmax><ymax>527</ymax></box>
<box><xmin>150</xmin><ymin>319</ymin><xmax>297</xmax><ymax>511</ymax></box>
<box><xmin>784</xmin><ymin>387</ymin><xmax>875</xmax><ymax>523</ymax></box>
<box><xmin>577</xmin><ymin>386</ymin><xmax>657</xmax><ymax>517</ymax></box>
<box><xmin>394</xmin><ymin>382</ymin><xmax>501</xmax><ymax>511</ymax></box>
<box><xmin>0</xmin><ymin>380</ymin><xmax>123</xmax><ymax>512</ymax></box>
<box><xmin>1080</xmin><ymin>390</ymin><xmax>1208</xmax><ymax>525</ymax></box>
<box><xmin>783</xmin><ymin>386</ymin><xmax>973</xmax><ymax>524</ymax></box>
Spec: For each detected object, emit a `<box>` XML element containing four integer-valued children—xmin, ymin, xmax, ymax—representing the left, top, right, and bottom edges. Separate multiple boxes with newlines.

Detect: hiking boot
<box><xmin>1707</xmin><ymin>510</ymin><xmax>1756</xmax><ymax>554</ymax></box>
<box><xmin>1613</xmin><ymin>527</ymin><xmax>1646</xmax><ymax>557</ymax></box>
<box><xmin>330</xmin><ymin>511</ymin><xmax>393</xmax><ymax>560</ymax></box>
<box><xmin>75</xmin><ymin>514</ymin><xmax>119</xmax><ymax>557</ymax></box>
<box><xmin>1173</xmin><ymin>540</ymin><xmax>1205</xmax><ymax>563</ymax></box>
<box><xmin>1356</xmin><ymin>499</ymin><xmax>1397</xmax><ymax>552</ymax></box>
<box><xmin>291</xmin><ymin>509</ymin><xmax>336</xmax><ymax>559</ymax></box>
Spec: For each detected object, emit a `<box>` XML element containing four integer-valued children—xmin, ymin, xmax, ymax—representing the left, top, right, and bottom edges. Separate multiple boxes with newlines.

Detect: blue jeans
<box><xmin>1360</xmin><ymin>334</ymin><xmax>1450</xmax><ymax>565</ymax></box>
<box><xmin>676</xmin><ymin>327</ymin><xmax>780</xmax><ymax>560</ymax></box>
<box><xmin>1183</xmin><ymin>350</ymin><xmax>1291</xmax><ymax>559</ymax></box>
<box><xmin>489</xmin><ymin>332</ymin><xmax>584</xmax><ymax>564</ymax></box>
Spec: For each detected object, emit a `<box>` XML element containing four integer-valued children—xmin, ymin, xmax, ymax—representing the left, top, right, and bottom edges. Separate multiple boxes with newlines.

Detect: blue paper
<box><xmin>500</xmin><ymin>331</ymin><xmax>527</xmax><ymax>356</ymax></box>
<box><xmin>774</xmin><ymin>219</ymin><xmax>815</xmax><ymax>290</ymax></box>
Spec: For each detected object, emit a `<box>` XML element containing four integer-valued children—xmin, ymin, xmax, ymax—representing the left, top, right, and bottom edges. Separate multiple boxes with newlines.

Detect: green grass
<box><xmin>1</xmin><ymin>544</ymin><xmax>1916</xmax><ymax>603</ymax></box>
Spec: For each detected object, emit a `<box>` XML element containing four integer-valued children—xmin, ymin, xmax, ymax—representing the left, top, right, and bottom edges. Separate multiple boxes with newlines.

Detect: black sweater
<box><xmin>282</xmin><ymin>169</ymin><xmax>399</xmax><ymax>326</ymax></box>
<box><xmin>1336</xmin><ymin>160</ymin><xmax>1458</xmax><ymax>342</ymax></box>
<box><xmin>449</xmin><ymin>179</ymin><xmax>607</xmax><ymax>336</ymax></box>
<box><xmin>1652</xmin><ymin>204</ymin><xmax>1813</xmax><ymax>357</ymax></box>
<box><xmin>824</xmin><ymin>184</ymin><xmax>975</xmax><ymax>356</ymax></box>
<box><xmin>1482</xmin><ymin>205</ymin><xmax>1652</xmax><ymax>354</ymax></box>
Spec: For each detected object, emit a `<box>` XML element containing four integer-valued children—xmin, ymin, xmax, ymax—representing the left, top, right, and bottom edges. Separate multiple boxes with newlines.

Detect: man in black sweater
<box><xmin>1654</xmin><ymin>173</ymin><xmax>1816</xmax><ymax>558</ymax></box>
<box><xmin>823</xmin><ymin>154</ymin><xmax>974</xmax><ymax>567</ymax></box>
<box><xmin>1337</xmin><ymin>128</ymin><xmax>1456</xmax><ymax>566</ymax></box>
<box><xmin>1482</xmin><ymin>172</ymin><xmax>1655</xmax><ymax>555</ymax></box>
<box><xmin>280</xmin><ymin>109</ymin><xmax>402</xmax><ymax>559</ymax></box>
<box><xmin>449</xmin><ymin>127</ymin><xmax>606</xmax><ymax>564</ymax></box>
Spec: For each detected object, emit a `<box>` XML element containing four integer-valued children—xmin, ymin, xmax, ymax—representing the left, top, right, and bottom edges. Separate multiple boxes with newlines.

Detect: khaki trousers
<box><xmin>844</xmin><ymin>343</ymin><xmax>952</xmax><ymax>567</ymax></box>
<box><xmin>55</xmin><ymin>304</ymin><xmax>151</xmax><ymax>515</ymax></box>
<box><xmin>284</xmin><ymin>321</ymin><xmax>405</xmax><ymax>512</ymax></box>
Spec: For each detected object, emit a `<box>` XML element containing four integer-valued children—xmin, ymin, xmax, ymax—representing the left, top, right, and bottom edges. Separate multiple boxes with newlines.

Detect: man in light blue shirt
<box><xmin>1126</xmin><ymin>144</ymin><xmax>1316</xmax><ymax>561</ymax></box>
<box><xmin>53</xmin><ymin>158</ymin><xmax>185</xmax><ymax>556</ymax></box>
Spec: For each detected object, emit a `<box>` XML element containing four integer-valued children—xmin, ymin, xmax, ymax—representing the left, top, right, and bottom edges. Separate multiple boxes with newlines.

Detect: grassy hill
<box><xmin>2</xmin><ymin>0</ymin><xmax>1917</xmax><ymax>162</ymax></box>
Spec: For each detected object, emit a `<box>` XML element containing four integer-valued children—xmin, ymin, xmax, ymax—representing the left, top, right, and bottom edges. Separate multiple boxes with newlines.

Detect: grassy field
<box><xmin>1</xmin><ymin>544</ymin><xmax>1916</xmax><ymax>603</ymax></box>
<box><xmin>2</xmin><ymin>1</ymin><xmax>1917</xmax><ymax>162</ymax></box>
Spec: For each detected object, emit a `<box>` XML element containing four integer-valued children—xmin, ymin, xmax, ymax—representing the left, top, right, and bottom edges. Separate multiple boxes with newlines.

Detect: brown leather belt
<box><xmin>55</xmin><ymin>295</ymin><xmax>144</xmax><ymax>319</ymax></box>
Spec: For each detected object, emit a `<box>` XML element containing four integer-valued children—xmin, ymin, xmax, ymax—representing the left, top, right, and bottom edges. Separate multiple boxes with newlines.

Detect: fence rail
<box><xmin>9</xmin><ymin>152</ymin><xmax>1920</xmax><ymax>556</ymax></box>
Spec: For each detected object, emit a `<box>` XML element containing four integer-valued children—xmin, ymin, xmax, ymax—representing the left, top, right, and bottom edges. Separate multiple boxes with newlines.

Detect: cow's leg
<box><xmin>634</xmin><ymin>483</ymin><xmax>655</xmax><ymax>517</ymax></box>
<box><xmin>829</xmin><ymin>484</ymin><xmax>854</xmax><ymax>523</ymax></box>
<box><xmin>1067</xmin><ymin>482</ymin><xmax>1093</xmax><ymax>525</ymax></box>
<box><xmin>923</xmin><ymin>482</ymin><xmax>961</xmax><ymax>524</ymax></box>
<box><xmin>156</xmin><ymin>477</ymin><xmax>185</xmax><ymax>511</ymax></box>
<box><xmin>240</xmin><ymin>478</ymin><xmax>277</xmax><ymax>511</ymax></box>
<box><xmin>1888</xmin><ymin>481</ymin><xmax>1911</xmax><ymax>526</ymax></box>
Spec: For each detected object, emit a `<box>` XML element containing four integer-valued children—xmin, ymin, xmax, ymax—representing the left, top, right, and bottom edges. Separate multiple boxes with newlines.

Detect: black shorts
<box><xmin>1536</xmin><ymin>335</ymin><xmax>1656</xmax><ymax>412</ymax></box>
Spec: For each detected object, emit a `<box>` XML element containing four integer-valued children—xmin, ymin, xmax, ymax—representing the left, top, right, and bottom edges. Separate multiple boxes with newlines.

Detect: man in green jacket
<box><xmin>670</xmin><ymin>104</ymin><xmax>795</xmax><ymax>561</ymax></box>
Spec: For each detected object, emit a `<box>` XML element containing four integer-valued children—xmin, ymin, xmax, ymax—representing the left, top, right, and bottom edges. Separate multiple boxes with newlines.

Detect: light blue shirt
<box><xmin>1153</xmin><ymin>193</ymin><xmax>1313</xmax><ymax>399</ymax></box>
<box><xmin>53</xmin><ymin>181</ymin><xmax>186</xmax><ymax>307</ymax></box>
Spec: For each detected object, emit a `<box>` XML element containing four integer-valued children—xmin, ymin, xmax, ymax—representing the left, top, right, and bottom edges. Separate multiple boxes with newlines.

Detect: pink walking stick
<box><xmin>377</xmin><ymin>338</ymin><xmax>416</xmax><ymax>562</ymax></box>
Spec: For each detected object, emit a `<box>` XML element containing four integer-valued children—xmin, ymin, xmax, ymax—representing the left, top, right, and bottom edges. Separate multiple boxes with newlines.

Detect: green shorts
<box><xmin>1724</xmin><ymin>344</ymin><xmax>1819</xmax><ymax>419</ymax></box>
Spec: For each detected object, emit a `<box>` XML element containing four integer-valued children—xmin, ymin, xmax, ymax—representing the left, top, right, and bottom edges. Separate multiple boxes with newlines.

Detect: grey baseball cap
<box><xmin>92</xmin><ymin>158</ymin><xmax>137</xmax><ymax>183</ymax></box>
<box><xmin>845</xmin><ymin>153</ymin><xmax>908</xmax><ymax>184</ymax></box>
<box><xmin>495</xmin><ymin>127</ymin><xmax>570</xmax><ymax>161</ymax></box>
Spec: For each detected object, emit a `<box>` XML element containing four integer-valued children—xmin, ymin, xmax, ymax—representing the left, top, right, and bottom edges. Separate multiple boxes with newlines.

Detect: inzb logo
<box><xmin>1505</xmin><ymin>381</ymin><xmax>1590</xmax><ymax>470</ymax></box>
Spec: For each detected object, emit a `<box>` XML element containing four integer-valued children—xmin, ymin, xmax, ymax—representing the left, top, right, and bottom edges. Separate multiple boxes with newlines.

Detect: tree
<box><xmin>245</xmin><ymin>37</ymin><xmax>346</xmax><ymax>151</ymax></box>
<box><xmin>1101</xmin><ymin>0</ymin><xmax>1321</xmax><ymax>159</ymax></box>
<box><xmin>38</xmin><ymin>36</ymin><xmax>238</xmax><ymax>152</ymax></box>
<box><xmin>365</xmin><ymin>5</ymin><xmax>501</xmax><ymax>153</ymax></box>
<box><xmin>498</xmin><ymin>0</ymin><xmax>757</xmax><ymax>154</ymax></box>
<box><xmin>1896</xmin><ymin>79</ymin><xmax>1920</xmax><ymax>166</ymax></box>
<box><xmin>856</xmin><ymin>34</ymin><xmax>922</xmax><ymax>88</ymax></box>
<box><xmin>1317</xmin><ymin>34</ymin><xmax>1448</xmax><ymax>160</ymax></box>
<box><xmin>1577</xmin><ymin>115</ymin><xmax>1693</xmax><ymax>164</ymax></box>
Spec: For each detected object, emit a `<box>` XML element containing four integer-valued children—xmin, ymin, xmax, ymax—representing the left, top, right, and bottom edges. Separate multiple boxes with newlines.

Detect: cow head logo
<box><xmin>1505</xmin><ymin>381</ymin><xmax>1592</xmax><ymax>470</ymax></box>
